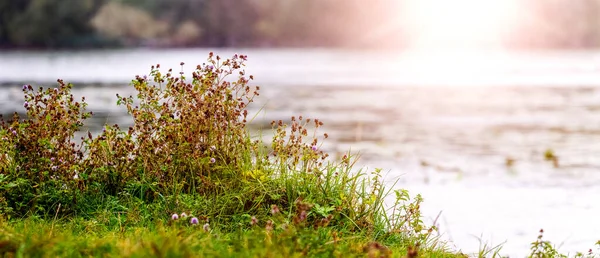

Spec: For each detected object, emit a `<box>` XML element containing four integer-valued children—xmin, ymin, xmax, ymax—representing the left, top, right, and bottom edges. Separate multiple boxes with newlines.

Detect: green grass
<box><xmin>0</xmin><ymin>53</ymin><xmax>598</xmax><ymax>258</ymax></box>
<box><xmin>0</xmin><ymin>212</ymin><xmax>461</xmax><ymax>257</ymax></box>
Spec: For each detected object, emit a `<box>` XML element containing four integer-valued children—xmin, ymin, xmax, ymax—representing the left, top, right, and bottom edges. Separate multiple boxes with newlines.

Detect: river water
<box><xmin>2</xmin><ymin>48</ymin><xmax>600</xmax><ymax>257</ymax></box>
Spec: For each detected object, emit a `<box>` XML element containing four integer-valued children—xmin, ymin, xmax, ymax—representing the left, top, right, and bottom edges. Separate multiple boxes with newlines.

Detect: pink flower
<box><xmin>271</xmin><ymin>205</ymin><xmax>280</xmax><ymax>215</ymax></box>
<box><xmin>299</xmin><ymin>211</ymin><xmax>307</xmax><ymax>222</ymax></box>
<box><xmin>190</xmin><ymin>217</ymin><xmax>199</xmax><ymax>225</ymax></box>
<box><xmin>171</xmin><ymin>213</ymin><xmax>179</xmax><ymax>220</ymax></box>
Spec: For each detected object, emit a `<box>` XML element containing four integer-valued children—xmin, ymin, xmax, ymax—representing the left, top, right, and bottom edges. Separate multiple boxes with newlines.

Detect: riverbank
<box><xmin>0</xmin><ymin>53</ymin><xmax>458</xmax><ymax>257</ymax></box>
<box><xmin>1</xmin><ymin>52</ymin><xmax>599</xmax><ymax>257</ymax></box>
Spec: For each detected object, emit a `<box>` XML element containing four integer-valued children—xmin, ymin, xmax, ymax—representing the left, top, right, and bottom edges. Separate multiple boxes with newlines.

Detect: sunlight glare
<box><xmin>396</xmin><ymin>0</ymin><xmax>521</xmax><ymax>86</ymax></box>
<box><xmin>403</xmin><ymin>0</ymin><xmax>520</xmax><ymax>50</ymax></box>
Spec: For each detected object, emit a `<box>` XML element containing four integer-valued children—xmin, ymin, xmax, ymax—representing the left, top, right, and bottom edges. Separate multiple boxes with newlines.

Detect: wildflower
<box><xmin>251</xmin><ymin>216</ymin><xmax>258</xmax><ymax>226</ymax></box>
<box><xmin>180</xmin><ymin>212</ymin><xmax>188</xmax><ymax>218</ymax></box>
<box><xmin>299</xmin><ymin>210</ymin><xmax>307</xmax><ymax>222</ymax></box>
<box><xmin>22</xmin><ymin>85</ymin><xmax>27</xmax><ymax>90</ymax></box>
<box><xmin>271</xmin><ymin>205</ymin><xmax>280</xmax><ymax>215</ymax></box>
<box><xmin>311</xmin><ymin>145</ymin><xmax>317</xmax><ymax>151</ymax></box>
<box><xmin>23</xmin><ymin>101</ymin><xmax>28</xmax><ymax>108</ymax></box>
<box><xmin>210</xmin><ymin>158</ymin><xmax>216</xmax><ymax>163</ymax></box>
<box><xmin>210</xmin><ymin>145</ymin><xmax>216</xmax><ymax>151</ymax></box>
<box><xmin>51</xmin><ymin>157</ymin><xmax>55</xmax><ymax>162</ymax></box>
<box><xmin>190</xmin><ymin>217</ymin><xmax>199</xmax><ymax>225</ymax></box>
<box><xmin>51</xmin><ymin>166</ymin><xmax>58</xmax><ymax>171</ymax></box>
<box><xmin>171</xmin><ymin>213</ymin><xmax>179</xmax><ymax>220</ymax></box>
<box><xmin>265</xmin><ymin>220</ymin><xmax>274</xmax><ymax>231</ymax></box>
<box><xmin>203</xmin><ymin>223</ymin><xmax>210</xmax><ymax>232</ymax></box>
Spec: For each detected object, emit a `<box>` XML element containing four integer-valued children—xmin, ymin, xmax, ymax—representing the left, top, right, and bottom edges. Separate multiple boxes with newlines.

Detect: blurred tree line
<box><xmin>0</xmin><ymin>0</ymin><xmax>109</xmax><ymax>48</ymax></box>
<box><xmin>1</xmin><ymin>0</ymin><xmax>600</xmax><ymax>49</ymax></box>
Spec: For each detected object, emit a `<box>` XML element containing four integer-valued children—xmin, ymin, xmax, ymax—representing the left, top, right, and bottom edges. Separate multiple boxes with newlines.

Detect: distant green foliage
<box><xmin>0</xmin><ymin>0</ymin><xmax>109</xmax><ymax>48</ymax></box>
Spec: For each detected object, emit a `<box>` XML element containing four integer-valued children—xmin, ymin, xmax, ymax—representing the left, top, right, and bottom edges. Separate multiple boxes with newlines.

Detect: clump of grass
<box><xmin>0</xmin><ymin>81</ymin><xmax>91</xmax><ymax>215</ymax></box>
<box><xmin>0</xmin><ymin>53</ymin><xmax>451</xmax><ymax>257</ymax></box>
<box><xmin>544</xmin><ymin>148</ymin><xmax>559</xmax><ymax>168</ymax></box>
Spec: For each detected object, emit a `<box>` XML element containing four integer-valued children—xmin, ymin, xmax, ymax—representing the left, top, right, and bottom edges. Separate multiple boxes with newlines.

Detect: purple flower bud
<box><xmin>171</xmin><ymin>213</ymin><xmax>179</xmax><ymax>220</ymax></box>
<box><xmin>143</xmin><ymin>75</ymin><xmax>148</xmax><ymax>80</ymax></box>
<box><xmin>23</xmin><ymin>102</ymin><xmax>28</xmax><ymax>108</ymax></box>
<box><xmin>210</xmin><ymin>158</ymin><xmax>216</xmax><ymax>163</ymax></box>
<box><xmin>22</xmin><ymin>85</ymin><xmax>27</xmax><ymax>91</ymax></box>
<box><xmin>11</xmin><ymin>130</ymin><xmax>16</xmax><ymax>136</ymax></box>
<box><xmin>190</xmin><ymin>217</ymin><xmax>199</xmax><ymax>225</ymax></box>
<box><xmin>51</xmin><ymin>157</ymin><xmax>55</xmax><ymax>162</ymax></box>
<box><xmin>203</xmin><ymin>223</ymin><xmax>210</xmax><ymax>232</ymax></box>
<box><xmin>311</xmin><ymin>145</ymin><xmax>317</xmax><ymax>151</ymax></box>
<box><xmin>51</xmin><ymin>166</ymin><xmax>58</xmax><ymax>171</ymax></box>
<box><xmin>208</xmin><ymin>65</ymin><xmax>214</xmax><ymax>70</ymax></box>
